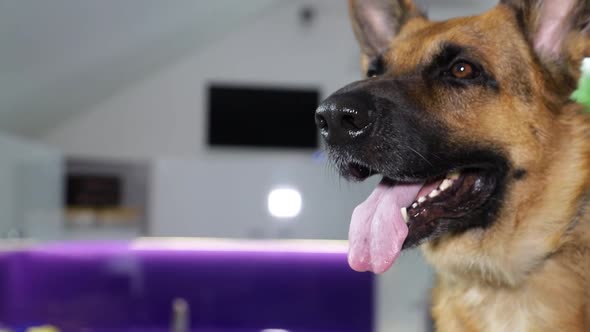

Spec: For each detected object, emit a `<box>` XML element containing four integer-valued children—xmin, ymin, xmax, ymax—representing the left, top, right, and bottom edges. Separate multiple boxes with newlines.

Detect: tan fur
<box><xmin>348</xmin><ymin>1</ymin><xmax>590</xmax><ymax>330</ymax></box>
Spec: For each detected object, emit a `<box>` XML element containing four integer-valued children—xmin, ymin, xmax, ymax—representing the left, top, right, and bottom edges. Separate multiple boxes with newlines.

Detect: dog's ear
<box><xmin>349</xmin><ymin>0</ymin><xmax>425</xmax><ymax>58</ymax></box>
<box><xmin>501</xmin><ymin>0</ymin><xmax>590</xmax><ymax>81</ymax></box>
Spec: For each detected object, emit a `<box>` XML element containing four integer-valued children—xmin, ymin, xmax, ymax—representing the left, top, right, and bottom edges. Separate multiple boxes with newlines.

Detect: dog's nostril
<box><xmin>341</xmin><ymin>114</ymin><xmax>359</xmax><ymax>130</ymax></box>
<box><xmin>316</xmin><ymin>114</ymin><xmax>328</xmax><ymax>129</ymax></box>
<box><xmin>340</xmin><ymin>111</ymin><xmax>371</xmax><ymax>131</ymax></box>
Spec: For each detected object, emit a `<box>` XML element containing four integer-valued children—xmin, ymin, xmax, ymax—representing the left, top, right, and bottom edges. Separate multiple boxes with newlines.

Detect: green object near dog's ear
<box><xmin>572</xmin><ymin>58</ymin><xmax>590</xmax><ymax>110</ymax></box>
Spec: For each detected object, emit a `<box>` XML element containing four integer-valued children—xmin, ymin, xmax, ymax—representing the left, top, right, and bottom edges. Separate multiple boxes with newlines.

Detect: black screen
<box><xmin>208</xmin><ymin>84</ymin><xmax>319</xmax><ymax>148</ymax></box>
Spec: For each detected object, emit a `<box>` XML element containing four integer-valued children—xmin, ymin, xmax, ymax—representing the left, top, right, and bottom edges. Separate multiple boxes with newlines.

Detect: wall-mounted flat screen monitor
<box><xmin>208</xmin><ymin>84</ymin><xmax>319</xmax><ymax>149</ymax></box>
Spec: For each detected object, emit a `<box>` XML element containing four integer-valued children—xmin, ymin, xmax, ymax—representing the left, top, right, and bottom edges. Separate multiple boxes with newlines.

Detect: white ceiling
<box><xmin>0</xmin><ymin>0</ymin><xmax>496</xmax><ymax>138</ymax></box>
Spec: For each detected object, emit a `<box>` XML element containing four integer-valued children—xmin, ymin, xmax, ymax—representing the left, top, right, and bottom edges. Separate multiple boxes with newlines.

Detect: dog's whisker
<box><xmin>406</xmin><ymin>145</ymin><xmax>434</xmax><ymax>167</ymax></box>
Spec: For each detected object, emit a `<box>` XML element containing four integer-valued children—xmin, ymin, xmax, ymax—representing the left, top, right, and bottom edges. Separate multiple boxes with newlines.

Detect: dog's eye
<box><xmin>366</xmin><ymin>56</ymin><xmax>385</xmax><ymax>78</ymax></box>
<box><xmin>450</xmin><ymin>61</ymin><xmax>479</xmax><ymax>79</ymax></box>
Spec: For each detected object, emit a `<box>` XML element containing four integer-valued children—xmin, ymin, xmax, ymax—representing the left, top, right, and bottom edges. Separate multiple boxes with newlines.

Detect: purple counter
<box><xmin>0</xmin><ymin>239</ymin><xmax>374</xmax><ymax>332</ymax></box>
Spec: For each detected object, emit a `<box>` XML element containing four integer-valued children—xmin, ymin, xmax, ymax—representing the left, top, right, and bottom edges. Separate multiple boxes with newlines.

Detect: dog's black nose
<box><xmin>315</xmin><ymin>94</ymin><xmax>373</xmax><ymax>145</ymax></box>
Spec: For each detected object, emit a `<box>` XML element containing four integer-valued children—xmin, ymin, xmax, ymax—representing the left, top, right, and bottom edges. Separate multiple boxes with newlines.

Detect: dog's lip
<box><xmin>345</xmin><ymin>160</ymin><xmax>492</xmax><ymax>185</ymax></box>
<box><xmin>345</xmin><ymin>161</ymin><xmax>430</xmax><ymax>183</ymax></box>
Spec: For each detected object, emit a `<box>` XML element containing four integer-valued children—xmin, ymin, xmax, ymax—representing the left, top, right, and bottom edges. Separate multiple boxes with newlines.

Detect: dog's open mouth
<box><xmin>346</xmin><ymin>161</ymin><xmax>500</xmax><ymax>274</ymax></box>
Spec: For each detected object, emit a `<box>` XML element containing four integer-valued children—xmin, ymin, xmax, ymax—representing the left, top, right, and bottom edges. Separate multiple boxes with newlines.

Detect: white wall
<box><xmin>0</xmin><ymin>133</ymin><xmax>63</xmax><ymax>240</ymax></box>
<box><xmin>150</xmin><ymin>155</ymin><xmax>381</xmax><ymax>239</ymax></box>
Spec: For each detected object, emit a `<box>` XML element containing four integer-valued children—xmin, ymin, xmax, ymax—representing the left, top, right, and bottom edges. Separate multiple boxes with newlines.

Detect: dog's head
<box><xmin>317</xmin><ymin>0</ymin><xmax>590</xmax><ymax>283</ymax></box>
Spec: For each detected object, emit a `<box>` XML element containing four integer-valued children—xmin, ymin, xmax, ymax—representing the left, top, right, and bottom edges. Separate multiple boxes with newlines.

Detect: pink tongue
<box><xmin>348</xmin><ymin>181</ymin><xmax>424</xmax><ymax>274</ymax></box>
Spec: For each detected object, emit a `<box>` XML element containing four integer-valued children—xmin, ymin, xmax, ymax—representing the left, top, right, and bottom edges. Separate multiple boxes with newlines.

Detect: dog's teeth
<box><xmin>418</xmin><ymin>196</ymin><xmax>427</xmax><ymax>204</ymax></box>
<box><xmin>429</xmin><ymin>190</ymin><xmax>440</xmax><ymax>198</ymax></box>
<box><xmin>448</xmin><ymin>171</ymin><xmax>461</xmax><ymax>180</ymax></box>
<box><xmin>412</xmin><ymin>203</ymin><xmax>418</xmax><ymax>209</ymax></box>
<box><xmin>440</xmin><ymin>179</ymin><xmax>454</xmax><ymax>191</ymax></box>
<box><xmin>401</xmin><ymin>207</ymin><xmax>409</xmax><ymax>224</ymax></box>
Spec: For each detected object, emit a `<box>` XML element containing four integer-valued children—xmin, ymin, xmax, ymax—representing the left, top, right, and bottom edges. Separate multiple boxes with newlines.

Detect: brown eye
<box><xmin>450</xmin><ymin>61</ymin><xmax>478</xmax><ymax>79</ymax></box>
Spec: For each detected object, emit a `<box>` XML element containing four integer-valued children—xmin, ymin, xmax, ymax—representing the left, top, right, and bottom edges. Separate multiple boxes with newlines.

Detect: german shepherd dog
<box><xmin>315</xmin><ymin>0</ymin><xmax>590</xmax><ymax>330</ymax></box>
